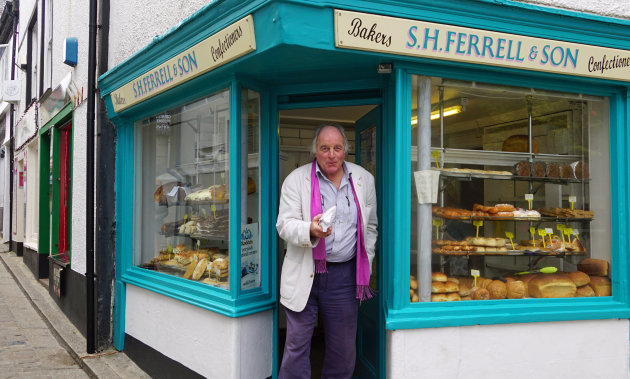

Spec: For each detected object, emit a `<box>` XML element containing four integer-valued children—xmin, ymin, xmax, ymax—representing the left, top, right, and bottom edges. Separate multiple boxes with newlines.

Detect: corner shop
<box><xmin>98</xmin><ymin>1</ymin><xmax>630</xmax><ymax>377</ymax></box>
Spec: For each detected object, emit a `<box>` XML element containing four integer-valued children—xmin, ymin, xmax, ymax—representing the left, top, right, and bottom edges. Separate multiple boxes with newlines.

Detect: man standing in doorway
<box><xmin>277</xmin><ymin>124</ymin><xmax>378</xmax><ymax>378</ymax></box>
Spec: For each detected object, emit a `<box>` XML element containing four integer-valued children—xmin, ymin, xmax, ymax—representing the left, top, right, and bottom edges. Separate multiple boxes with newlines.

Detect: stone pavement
<box><xmin>0</xmin><ymin>245</ymin><xmax>150</xmax><ymax>379</ymax></box>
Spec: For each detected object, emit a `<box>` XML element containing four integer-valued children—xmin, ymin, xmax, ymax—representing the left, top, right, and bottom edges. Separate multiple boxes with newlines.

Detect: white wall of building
<box><xmin>517</xmin><ymin>0</ymin><xmax>630</xmax><ymax>19</ymax></box>
<box><xmin>388</xmin><ymin>319</ymin><xmax>630</xmax><ymax>378</ymax></box>
<box><xmin>125</xmin><ymin>285</ymin><xmax>273</xmax><ymax>378</ymax></box>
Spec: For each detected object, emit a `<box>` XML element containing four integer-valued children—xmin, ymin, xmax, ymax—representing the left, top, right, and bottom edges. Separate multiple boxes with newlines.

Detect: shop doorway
<box><xmin>276</xmin><ymin>104</ymin><xmax>382</xmax><ymax>378</ymax></box>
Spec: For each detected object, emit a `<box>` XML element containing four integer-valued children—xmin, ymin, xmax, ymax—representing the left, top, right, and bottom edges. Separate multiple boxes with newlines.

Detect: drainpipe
<box><xmin>86</xmin><ymin>0</ymin><xmax>98</xmax><ymax>354</ymax></box>
<box><xmin>8</xmin><ymin>1</ymin><xmax>17</xmax><ymax>250</ymax></box>
<box><xmin>95</xmin><ymin>0</ymin><xmax>113</xmax><ymax>351</ymax></box>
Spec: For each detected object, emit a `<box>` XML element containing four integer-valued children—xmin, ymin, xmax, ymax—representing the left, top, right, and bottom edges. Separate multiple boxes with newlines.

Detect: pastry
<box><xmin>588</xmin><ymin>276</ymin><xmax>611</xmax><ymax>296</ymax></box>
<box><xmin>444</xmin><ymin>280</ymin><xmax>459</xmax><ymax>293</ymax></box>
<box><xmin>410</xmin><ymin>277</ymin><xmax>418</xmax><ymax>290</ymax></box>
<box><xmin>528</xmin><ymin>274</ymin><xmax>576</xmax><ymax>298</ymax></box>
<box><xmin>431</xmin><ymin>281</ymin><xmax>446</xmax><ymax>293</ymax></box>
<box><xmin>567</xmin><ymin>271</ymin><xmax>590</xmax><ymax>287</ymax></box>
<box><xmin>507</xmin><ymin>281</ymin><xmax>526</xmax><ymax>299</ymax></box>
<box><xmin>487</xmin><ymin>280</ymin><xmax>507</xmax><ymax>299</ymax></box>
<box><xmin>247</xmin><ymin>177</ymin><xmax>257</xmax><ymax>194</ymax></box>
<box><xmin>446</xmin><ymin>293</ymin><xmax>461</xmax><ymax>301</ymax></box>
<box><xmin>577</xmin><ymin>258</ymin><xmax>609</xmax><ymax>276</ymax></box>
<box><xmin>183</xmin><ymin>261</ymin><xmax>197</xmax><ymax>279</ymax></box>
<box><xmin>431</xmin><ymin>294</ymin><xmax>448</xmax><ymax>302</ymax></box>
<box><xmin>495</xmin><ymin>204</ymin><xmax>515</xmax><ymax>212</ymax></box>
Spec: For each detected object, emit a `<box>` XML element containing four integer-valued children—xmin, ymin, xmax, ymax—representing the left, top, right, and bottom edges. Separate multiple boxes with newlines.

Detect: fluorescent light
<box><xmin>410</xmin><ymin>105</ymin><xmax>463</xmax><ymax>126</ymax></box>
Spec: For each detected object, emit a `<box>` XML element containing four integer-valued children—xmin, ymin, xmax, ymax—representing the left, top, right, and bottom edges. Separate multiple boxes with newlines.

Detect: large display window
<box><xmin>409</xmin><ymin>75</ymin><xmax>611</xmax><ymax>303</ymax></box>
<box><xmin>133</xmin><ymin>87</ymin><xmax>262</xmax><ymax>292</ymax></box>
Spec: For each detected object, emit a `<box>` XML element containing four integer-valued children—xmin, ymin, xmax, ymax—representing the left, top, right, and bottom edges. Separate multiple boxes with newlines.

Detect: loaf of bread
<box><xmin>589</xmin><ymin>276</ymin><xmax>611</xmax><ymax>296</ymax></box>
<box><xmin>567</xmin><ymin>271</ymin><xmax>590</xmax><ymax>287</ymax></box>
<box><xmin>513</xmin><ymin>161</ymin><xmax>531</xmax><ymax>177</ymax></box>
<box><xmin>576</xmin><ymin>285</ymin><xmax>595</xmax><ymax>297</ymax></box>
<box><xmin>487</xmin><ymin>280</ymin><xmax>507</xmax><ymax>299</ymax></box>
<box><xmin>545</xmin><ymin>162</ymin><xmax>560</xmax><ymax>178</ymax></box>
<box><xmin>572</xmin><ymin>160</ymin><xmax>589</xmax><ymax>179</ymax></box>
<box><xmin>577</xmin><ymin>258</ymin><xmax>609</xmax><ymax>276</ymax></box>
<box><xmin>532</xmin><ymin>162</ymin><xmax>546</xmax><ymax>178</ymax></box>
<box><xmin>192</xmin><ymin>258</ymin><xmax>208</xmax><ymax>280</ymax></box>
<box><xmin>528</xmin><ymin>274</ymin><xmax>576</xmax><ymax>298</ymax></box>
<box><xmin>507</xmin><ymin>281</ymin><xmax>526</xmax><ymax>299</ymax></box>
<box><xmin>559</xmin><ymin>164</ymin><xmax>573</xmax><ymax>179</ymax></box>
<box><xmin>502</xmin><ymin>135</ymin><xmax>539</xmax><ymax>153</ymax></box>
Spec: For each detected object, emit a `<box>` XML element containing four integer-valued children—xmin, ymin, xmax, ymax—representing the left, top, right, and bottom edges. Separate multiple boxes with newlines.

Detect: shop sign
<box><xmin>39</xmin><ymin>73</ymin><xmax>73</xmax><ymax>126</ymax></box>
<box><xmin>111</xmin><ymin>15</ymin><xmax>256</xmax><ymax>113</ymax></box>
<box><xmin>15</xmin><ymin>103</ymin><xmax>37</xmax><ymax>150</ymax></box>
<box><xmin>335</xmin><ymin>10</ymin><xmax>630</xmax><ymax>82</ymax></box>
<box><xmin>241</xmin><ymin>222</ymin><xmax>260</xmax><ymax>290</ymax></box>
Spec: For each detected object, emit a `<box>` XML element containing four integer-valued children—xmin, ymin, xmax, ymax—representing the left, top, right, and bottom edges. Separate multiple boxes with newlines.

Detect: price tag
<box><xmin>196</xmin><ymin>240</ymin><xmax>201</xmax><ymax>252</ymax></box>
<box><xmin>556</xmin><ymin>224</ymin><xmax>566</xmax><ymax>242</ymax></box>
<box><xmin>471</xmin><ymin>269</ymin><xmax>480</xmax><ymax>287</ymax></box>
<box><xmin>538</xmin><ymin>229</ymin><xmax>547</xmax><ymax>248</ymax></box>
<box><xmin>473</xmin><ymin>220</ymin><xmax>483</xmax><ymax>238</ymax></box>
<box><xmin>572</xmin><ymin>229</ymin><xmax>580</xmax><ymax>240</ymax></box>
<box><xmin>529</xmin><ymin>227</ymin><xmax>536</xmax><ymax>244</ymax></box>
<box><xmin>221</xmin><ymin>172</ymin><xmax>226</xmax><ymax>185</ymax></box>
<box><xmin>211</xmin><ymin>205</ymin><xmax>217</xmax><ymax>218</ymax></box>
<box><xmin>505</xmin><ymin>231</ymin><xmax>515</xmax><ymax>250</ymax></box>
<box><xmin>431</xmin><ymin>151</ymin><xmax>441</xmax><ymax>169</ymax></box>
<box><xmin>432</xmin><ymin>218</ymin><xmax>444</xmax><ymax>240</ymax></box>
<box><xmin>525</xmin><ymin>194</ymin><xmax>534</xmax><ymax>210</ymax></box>
<box><xmin>167</xmin><ymin>243</ymin><xmax>173</xmax><ymax>254</ymax></box>
<box><xmin>184</xmin><ymin>214</ymin><xmax>188</xmax><ymax>222</ymax></box>
<box><xmin>564</xmin><ymin>228</ymin><xmax>573</xmax><ymax>242</ymax></box>
<box><xmin>569</xmin><ymin>196</ymin><xmax>577</xmax><ymax>210</ymax></box>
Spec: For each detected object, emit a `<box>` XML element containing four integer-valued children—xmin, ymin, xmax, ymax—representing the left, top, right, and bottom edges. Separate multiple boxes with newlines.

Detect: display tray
<box><xmin>432</xmin><ymin>249</ymin><xmax>586</xmax><ymax>256</ymax></box>
<box><xmin>434</xmin><ymin>214</ymin><xmax>592</xmax><ymax>222</ymax></box>
<box><xmin>185</xmin><ymin>199</ymin><xmax>229</xmax><ymax>205</ymax></box>
<box><xmin>432</xmin><ymin>168</ymin><xmax>513</xmax><ymax>180</ymax></box>
<box><xmin>190</xmin><ymin>232</ymin><xmax>229</xmax><ymax>240</ymax></box>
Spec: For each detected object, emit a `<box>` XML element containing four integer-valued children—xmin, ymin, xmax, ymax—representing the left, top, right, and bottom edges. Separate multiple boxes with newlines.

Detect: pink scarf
<box><xmin>310</xmin><ymin>159</ymin><xmax>374</xmax><ymax>301</ymax></box>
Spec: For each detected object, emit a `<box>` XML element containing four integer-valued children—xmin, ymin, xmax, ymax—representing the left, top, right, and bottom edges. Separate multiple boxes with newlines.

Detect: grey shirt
<box><xmin>315</xmin><ymin>162</ymin><xmax>358</xmax><ymax>263</ymax></box>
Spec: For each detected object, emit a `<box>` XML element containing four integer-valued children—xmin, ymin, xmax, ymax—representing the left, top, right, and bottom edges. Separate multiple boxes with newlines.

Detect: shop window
<box><xmin>24</xmin><ymin>140</ymin><xmax>39</xmax><ymax>247</ymax></box>
<box><xmin>25</xmin><ymin>14</ymin><xmax>38</xmax><ymax>105</ymax></box>
<box><xmin>135</xmin><ymin>89</ymin><xmax>234</xmax><ymax>289</ymax></box>
<box><xmin>410</xmin><ymin>76</ymin><xmax>611</xmax><ymax>303</ymax></box>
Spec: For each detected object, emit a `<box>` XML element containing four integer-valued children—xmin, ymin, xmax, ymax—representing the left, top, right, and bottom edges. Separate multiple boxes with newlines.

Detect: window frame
<box><xmin>384</xmin><ymin>61</ymin><xmax>630</xmax><ymax>330</ymax></box>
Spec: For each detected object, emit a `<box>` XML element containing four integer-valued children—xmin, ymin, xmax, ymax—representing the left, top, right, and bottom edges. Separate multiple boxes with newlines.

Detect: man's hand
<box><xmin>310</xmin><ymin>214</ymin><xmax>332</xmax><ymax>238</ymax></box>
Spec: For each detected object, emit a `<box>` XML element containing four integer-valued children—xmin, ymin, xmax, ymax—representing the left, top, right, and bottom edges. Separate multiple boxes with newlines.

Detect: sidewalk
<box><xmin>0</xmin><ymin>245</ymin><xmax>150</xmax><ymax>378</ymax></box>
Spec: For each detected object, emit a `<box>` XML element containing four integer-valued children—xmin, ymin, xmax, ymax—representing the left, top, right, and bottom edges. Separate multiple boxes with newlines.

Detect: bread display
<box><xmin>528</xmin><ymin>274</ymin><xmax>576</xmax><ymax>298</ymax></box>
<box><xmin>577</xmin><ymin>258</ymin><xmax>609</xmax><ymax>276</ymax></box>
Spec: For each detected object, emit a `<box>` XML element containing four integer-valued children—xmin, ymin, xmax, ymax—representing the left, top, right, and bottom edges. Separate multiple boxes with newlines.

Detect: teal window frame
<box><xmin>112</xmin><ymin>75</ymin><xmax>274</xmax><ymax>351</ymax></box>
<box><xmin>384</xmin><ymin>60</ymin><xmax>630</xmax><ymax>330</ymax></box>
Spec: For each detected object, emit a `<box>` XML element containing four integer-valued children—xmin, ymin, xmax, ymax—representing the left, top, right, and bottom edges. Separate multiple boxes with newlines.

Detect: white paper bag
<box><xmin>319</xmin><ymin>206</ymin><xmax>337</xmax><ymax>231</ymax></box>
<box><xmin>414</xmin><ymin>170</ymin><xmax>440</xmax><ymax>204</ymax></box>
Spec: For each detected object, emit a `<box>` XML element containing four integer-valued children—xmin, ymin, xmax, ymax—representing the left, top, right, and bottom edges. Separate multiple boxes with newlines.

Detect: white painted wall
<box><xmin>388</xmin><ymin>319</ymin><xmax>630</xmax><ymax>378</ymax></box>
<box><xmin>108</xmin><ymin>1</ymin><xmax>209</xmax><ymax>69</ymax></box>
<box><xmin>517</xmin><ymin>0</ymin><xmax>630</xmax><ymax>20</ymax></box>
<box><xmin>125</xmin><ymin>285</ymin><xmax>273</xmax><ymax>378</ymax></box>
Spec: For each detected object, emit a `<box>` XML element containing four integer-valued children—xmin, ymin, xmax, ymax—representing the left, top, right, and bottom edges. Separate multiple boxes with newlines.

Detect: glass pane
<box><xmin>134</xmin><ymin>89</ymin><xmax>231</xmax><ymax>290</ymax></box>
<box><xmin>241</xmin><ymin>88</ymin><xmax>261</xmax><ymax>290</ymax></box>
<box><xmin>410</xmin><ymin>75</ymin><xmax>611</xmax><ymax>303</ymax></box>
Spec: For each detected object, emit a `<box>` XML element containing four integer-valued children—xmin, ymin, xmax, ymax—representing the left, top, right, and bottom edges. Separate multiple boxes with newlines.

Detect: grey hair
<box><xmin>311</xmin><ymin>123</ymin><xmax>350</xmax><ymax>156</ymax></box>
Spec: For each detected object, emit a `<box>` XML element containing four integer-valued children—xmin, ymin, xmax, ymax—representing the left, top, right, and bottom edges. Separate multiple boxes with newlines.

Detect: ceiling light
<box><xmin>410</xmin><ymin>105</ymin><xmax>463</xmax><ymax>126</ymax></box>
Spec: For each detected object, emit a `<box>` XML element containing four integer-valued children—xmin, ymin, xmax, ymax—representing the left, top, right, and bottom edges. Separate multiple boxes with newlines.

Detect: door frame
<box><xmin>271</xmin><ymin>82</ymin><xmax>387</xmax><ymax>378</ymax></box>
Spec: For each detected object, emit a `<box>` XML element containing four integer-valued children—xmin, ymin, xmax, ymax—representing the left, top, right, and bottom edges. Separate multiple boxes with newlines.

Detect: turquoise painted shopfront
<box><xmin>98</xmin><ymin>1</ymin><xmax>630</xmax><ymax>377</ymax></box>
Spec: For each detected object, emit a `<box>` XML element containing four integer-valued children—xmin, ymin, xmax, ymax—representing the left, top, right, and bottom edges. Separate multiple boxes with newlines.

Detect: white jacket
<box><xmin>276</xmin><ymin>161</ymin><xmax>378</xmax><ymax>312</ymax></box>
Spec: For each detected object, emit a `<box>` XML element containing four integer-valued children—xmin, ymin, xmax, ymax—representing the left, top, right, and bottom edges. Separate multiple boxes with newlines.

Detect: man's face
<box><xmin>314</xmin><ymin>126</ymin><xmax>346</xmax><ymax>178</ymax></box>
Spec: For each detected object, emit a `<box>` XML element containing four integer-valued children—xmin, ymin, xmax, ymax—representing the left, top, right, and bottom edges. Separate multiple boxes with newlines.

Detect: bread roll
<box><xmin>532</xmin><ymin>162</ymin><xmax>545</xmax><ymax>178</ymax></box>
<box><xmin>589</xmin><ymin>276</ymin><xmax>611</xmax><ymax>296</ymax></box>
<box><xmin>411</xmin><ymin>293</ymin><xmax>419</xmax><ymax>302</ymax></box>
<box><xmin>472</xmin><ymin>288</ymin><xmax>490</xmax><ymax>300</ymax></box>
<box><xmin>410</xmin><ymin>277</ymin><xmax>418</xmax><ymax>290</ymax></box>
<box><xmin>432</xmin><ymin>281</ymin><xmax>446</xmax><ymax>293</ymax></box>
<box><xmin>444</xmin><ymin>280</ymin><xmax>459</xmax><ymax>293</ymax></box>
<box><xmin>528</xmin><ymin>274</ymin><xmax>576</xmax><ymax>298</ymax></box>
<box><xmin>431</xmin><ymin>294</ymin><xmax>448</xmax><ymax>302</ymax></box>
<box><xmin>576</xmin><ymin>285</ymin><xmax>595</xmax><ymax>297</ymax></box>
<box><xmin>460</xmin><ymin>295</ymin><xmax>472</xmax><ymax>301</ymax></box>
<box><xmin>480</xmin><ymin>278</ymin><xmax>493</xmax><ymax>289</ymax></box>
<box><xmin>432</xmin><ymin>272</ymin><xmax>448</xmax><ymax>282</ymax></box>
<box><xmin>502</xmin><ymin>135</ymin><xmax>539</xmax><ymax>153</ymax></box>
<box><xmin>247</xmin><ymin>177</ymin><xmax>257</xmax><ymax>194</ymax></box>
<box><xmin>446</xmin><ymin>293</ymin><xmax>461</xmax><ymax>301</ymax></box>
<box><xmin>567</xmin><ymin>271</ymin><xmax>590</xmax><ymax>287</ymax></box>
<box><xmin>447</xmin><ymin>277</ymin><xmax>459</xmax><ymax>284</ymax></box>
<box><xmin>507</xmin><ymin>280</ymin><xmax>526</xmax><ymax>299</ymax></box>
<box><xmin>578</xmin><ymin>258</ymin><xmax>609</xmax><ymax>276</ymax></box>
<box><xmin>487</xmin><ymin>280</ymin><xmax>507</xmax><ymax>299</ymax></box>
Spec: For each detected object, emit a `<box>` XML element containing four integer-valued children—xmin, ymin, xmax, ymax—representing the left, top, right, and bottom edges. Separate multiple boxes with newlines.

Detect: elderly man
<box><xmin>277</xmin><ymin>123</ymin><xmax>378</xmax><ymax>378</ymax></box>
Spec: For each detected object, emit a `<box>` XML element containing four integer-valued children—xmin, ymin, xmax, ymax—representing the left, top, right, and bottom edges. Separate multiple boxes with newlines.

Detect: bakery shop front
<box><xmin>98</xmin><ymin>1</ymin><xmax>630</xmax><ymax>377</ymax></box>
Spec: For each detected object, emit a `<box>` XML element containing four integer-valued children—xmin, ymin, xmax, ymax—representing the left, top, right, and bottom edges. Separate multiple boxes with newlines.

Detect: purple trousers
<box><xmin>279</xmin><ymin>259</ymin><xmax>359</xmax><ymax>379</ymax></box>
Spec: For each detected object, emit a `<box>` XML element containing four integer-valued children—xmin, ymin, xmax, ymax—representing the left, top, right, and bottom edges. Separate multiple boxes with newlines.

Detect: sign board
<box><xmin>111</xmin><ymin>15</ymin><xmax>256</xmax><ymax>113</ymax></box>
<box><xmin>335</xmin><ymin>10</ymin><xmax>630</xmax><ymax>82</ymax></box>
<box><xmin>241</xmin><ymin>222</ymin><xmax>260</xmax><ymax>290</ymax></box>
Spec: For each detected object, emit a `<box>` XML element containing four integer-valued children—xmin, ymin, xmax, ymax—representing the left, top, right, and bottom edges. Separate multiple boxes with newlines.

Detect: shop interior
<box><xmin>276</xmin><ymin>104</ymin><xmax>377</xmax><ymax>375</ymax></box>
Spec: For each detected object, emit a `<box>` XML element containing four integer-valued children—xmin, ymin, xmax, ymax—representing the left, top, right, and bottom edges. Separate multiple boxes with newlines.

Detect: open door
<box><xmin>355</xmin><ymin>106</ymin><xmax>383</xmax><ymax>379</ymax></box>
